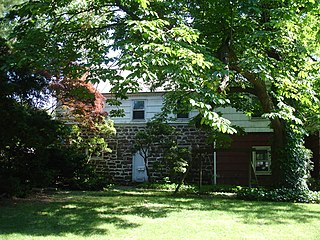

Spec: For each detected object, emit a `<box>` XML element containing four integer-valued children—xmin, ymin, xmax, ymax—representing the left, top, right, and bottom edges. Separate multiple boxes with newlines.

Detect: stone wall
<box><xmin>92</xmin><ymin>124</ymin><xmax>214</xmax><ymax>184</ymax></box>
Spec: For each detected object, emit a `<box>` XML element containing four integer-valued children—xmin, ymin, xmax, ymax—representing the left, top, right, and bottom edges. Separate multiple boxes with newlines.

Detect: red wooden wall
<box><xmin>216</xmin><ymin>132</ymin><xmax>273</xmax><ymax>186</ymax></box>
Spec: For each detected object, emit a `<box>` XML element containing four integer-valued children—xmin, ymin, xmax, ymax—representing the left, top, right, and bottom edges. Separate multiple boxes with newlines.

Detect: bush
<box><xmin>236</xmin><ymin>187</ymin><xmax>320</xmax><ymax>203</ymax></box>
<box><xmin>198</xmin><ymin>184</ymin><xmax>242</xmax><ymax>193</ymax></box>
<box><xmin>0</xmin><ymin>145</ymin><xmax>111</xmax><ymax>197</ymax></box>
<box><xmin>137</xmin><ymin>183</ymin><xmax>320</xmax><ymax>203</ymax></box>
<box><xmin>136</xmin><ymin>183</ymin><xmax>242</xmax><ymax>194</ymax></box>
<box><xmin>47</xmin><ymin>146</ymin><xmax>111</xmax><ymax>191</ymax></box>
<box><xmin>0</xmin><ymin>147</ymin><xmax>56</xmax><ymax>196</ymax></box>
<box><xmin>136</xmin><ymin>182</ymin><xmax>197</xmax><ymax>193</ymax></box>
<box><xmin>0</xmin><ymin>177</ymin><xmax>29</xmax><ymax>198</ymax></box>
<box><xmin>307</xmin><ymin>178</ymin><xmax>320</xmax><ymax>191</ymax></box>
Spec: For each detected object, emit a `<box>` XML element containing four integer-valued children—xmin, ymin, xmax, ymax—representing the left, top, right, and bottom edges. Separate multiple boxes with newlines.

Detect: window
<box><xmin>175</xmin><ymin>99</ymin><xmax>189</xmax><ymax>119</ymax></box>
<box><xmin>132</xmin><ymin>100</ymin><xmax>145</xmax><ymax>120</ymax></box>
<box><xmin>177</xmin><ymin>112</ymin><xmax>189</xmax><ymax>119</ymax></box>
<box><xmin>252</xmin><ymin>146</ymin><xmax>271</xmax><ymax>175</ymax></box>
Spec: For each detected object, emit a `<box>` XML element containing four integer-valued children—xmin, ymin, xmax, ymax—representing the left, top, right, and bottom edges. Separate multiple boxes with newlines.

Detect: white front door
<box><xmin>132</xmin><ymin>152</ymin><xmax>148</xmax><ymax>182</ymax></box>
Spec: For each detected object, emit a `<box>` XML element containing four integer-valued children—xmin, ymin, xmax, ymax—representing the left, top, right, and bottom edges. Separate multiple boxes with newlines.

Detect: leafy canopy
<box><xmin>2</xmin><ymin>0</ymin><xmax>320</xmax><ymax>190</ymax></box>
<box><xmin>4</xmin><ymin>0</ymin><xmax>320</xmax><ymax>134</ymax></box>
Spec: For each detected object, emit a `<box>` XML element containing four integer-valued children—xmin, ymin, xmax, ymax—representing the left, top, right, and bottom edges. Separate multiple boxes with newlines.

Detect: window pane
<box><xmin>256</xmin><ymin>150</ymin><xmax>268</xmax><ymax>160</ymax></box>
<box><xmin>256</xmin><ymin>161</ymin><xmax>270</xmax><ymax>171</ymax></box>
<box><xmin>133</xmin><ymin>110</ymin><xmax>145</xmax><ymax>119</ymax></box>
<box><xmin>134</xmin><ymin>100</ymin><xmax>144</xmax><ymax>110</ymax></box>
<box><xmin>252</xmin><ymin>147</ymin><xmax>271</xmax><ymax>174</ymax></box>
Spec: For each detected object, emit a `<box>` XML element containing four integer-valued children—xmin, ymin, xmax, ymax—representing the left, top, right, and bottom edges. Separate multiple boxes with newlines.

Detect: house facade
<box><xmin>91</xmin><ymin>91</ymin><xmax>283</xmax><ymax>186</ymax></box>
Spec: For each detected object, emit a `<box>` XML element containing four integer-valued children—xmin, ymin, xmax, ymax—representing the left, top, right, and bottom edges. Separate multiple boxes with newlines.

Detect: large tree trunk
<box><xmin>232</xmin><ymin>65</ymin><xmax>292</xmax><ymax>187</ymax></box>
<box><xmin>229</xmin><ymin>65</ymin><xmax>309</xmax><ymax>189</ymax></box>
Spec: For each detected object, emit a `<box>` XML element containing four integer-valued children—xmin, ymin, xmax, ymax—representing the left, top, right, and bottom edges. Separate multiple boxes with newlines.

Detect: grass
<box><xmin>1</xmin><ymin>187</ymin><xmax>320</xmax><ymax>240</ymax></box>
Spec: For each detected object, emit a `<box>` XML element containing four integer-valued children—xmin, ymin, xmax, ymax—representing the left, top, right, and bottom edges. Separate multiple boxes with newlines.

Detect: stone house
<box><xmin>92</xmin><ymin>91</ymin><xmax>290</xmax><ymax>186</ymax></box>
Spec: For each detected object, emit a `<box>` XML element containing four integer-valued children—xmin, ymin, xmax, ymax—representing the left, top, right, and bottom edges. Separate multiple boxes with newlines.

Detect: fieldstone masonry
<box><xmin>92</xmin><ymin>124</ymin><xmax>214</xmax><ymax>184</ymax></box>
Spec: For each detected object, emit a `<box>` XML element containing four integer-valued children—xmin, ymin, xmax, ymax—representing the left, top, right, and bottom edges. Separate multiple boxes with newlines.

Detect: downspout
<box><xmin>213</xmin><ymin>141</ymin><xmax>217</xmax><ymax>185</ymax></box>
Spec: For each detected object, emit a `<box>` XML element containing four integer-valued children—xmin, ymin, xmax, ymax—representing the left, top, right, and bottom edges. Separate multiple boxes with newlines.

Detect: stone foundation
<box><xmin>92</xmin><ymin>124</ymin><xmax>214</xmax><ymax>184</ymax></box>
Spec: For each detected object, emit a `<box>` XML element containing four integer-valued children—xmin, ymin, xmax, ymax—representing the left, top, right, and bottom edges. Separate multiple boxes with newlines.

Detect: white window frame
<box><xmin>252</xmin><ymin>146</ymin><xmax>271</xmax><ymax>175</ymax></box>
<box><xmin>132</xmin><ymin>99</ymin><xmax>146</xmax><ymax>121</ymax></box>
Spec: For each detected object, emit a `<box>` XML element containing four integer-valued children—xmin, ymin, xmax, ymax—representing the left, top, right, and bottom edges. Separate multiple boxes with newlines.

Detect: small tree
<box><xmin>132</xmin><ymin>119</ymin><xmax>175</xmax><ymax>181</ymax></box>
<box><xmin>51</xmin><ymin>73</ymin><xmax>116</xmax><ymax>158</ymax></box>
<box><xmin>132</xmin><ymin>118</ymin><xmax>193</xmax><ymax>193</ymax></box>
<box><xmin>164</xmin><ymin>145</ymin><xmax>191</xmax><ymax>193</ymax></box>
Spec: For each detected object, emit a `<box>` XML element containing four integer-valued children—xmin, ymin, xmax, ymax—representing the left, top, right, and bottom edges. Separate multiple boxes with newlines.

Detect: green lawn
<box><xmin>1</xmin><ymin>188</ymin><xmax>320</xmax><ymax>240</ymax></box>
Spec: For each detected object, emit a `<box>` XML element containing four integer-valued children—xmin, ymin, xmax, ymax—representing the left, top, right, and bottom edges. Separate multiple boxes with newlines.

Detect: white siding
<box><xmin>218</xmin><ymin>107</ymin><xmax>272</xmax><ymax>133</ymax></box>
<box><xmin>105</xmin><ymin>94</ymin><xmax>164</xmax><ymax>123</ymax></box>
<box><xmin>104</xmin><ymin>94</ymin><xmax>272</xmax><ymax>133</ymax></box>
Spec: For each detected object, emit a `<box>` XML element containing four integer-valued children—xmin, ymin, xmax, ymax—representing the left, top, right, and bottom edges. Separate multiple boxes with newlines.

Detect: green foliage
<box><xmin>0</xmin><ymin>36</ymin><xmax>112</xmax><ymax>196</ymax></box>
<box><xmin>137</xmin><ymin>182</ymin><xmax>320</xmax><ymax>203</ymax></box>
<box><xmin>307</xmin><ymin>178</ymin><xmax>320</xmax><ymax>191</ymax></box>
<box><xmin>47</xmin><ymin>146</ymin><xmax>111</xmax><ymax>191</ymax></box>
<box><xmin>136</xmin><ymin>182</ymin><xmax>198</xmax><ymax>193</ymax></box>
<box><xmin>278</xmin><ymin>129</ymin><xmax>313</xmax><ymax>190</ymax></box>
<box><xmin>237</xmin><ymin>187</ymin><xmax>320</xmax><ymax>203</ymax></box>
<box><xmin>132</xmin><ymin>119</ymin><xmax>176</xmax><ymax>180</ymax></box>
<box><xmin>137</xmin><ymin>182</ymin><xmax>242</xmax><ymax>194</ymax></box>
<box><xmin>197</xmin><ymin>184</ymin><xmax>242</xmax><ymax>194</ymax></box>
<box><xmin>163</xmin><ymin>145</ymin><xmax>191</xmax><ymax>183</ymax></box>
<box><xmin>66</xmin><ymin>118</ymin><xmax>115</xmax><ymax>157</ymax></box>
<box><xmin>2</xmin><ymin>0</ymin><xmax>320</xmax><ymax>191</ymax></box>
<box><xmin>132</xmin><ymin>118</ymin><xmax>193</xmax><ymax>185</ymax></box>
<box><xmin>0</xmin><ymin>134</ymin><xmax>111</xmax><ymax>196</ymax></box>
<box><xmin>0</xmin><ymin>103</ymin><xmax>64</xmax><ymax>196</ymax></box>
<box><xmin>132</xmin><ymin>119</ymin><xmax>175</xmax><ymax>155</ymax></box>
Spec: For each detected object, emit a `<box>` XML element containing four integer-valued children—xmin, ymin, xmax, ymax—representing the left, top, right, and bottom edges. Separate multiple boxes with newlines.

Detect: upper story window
<box><xmin>177</xmin><ymin>112</ymin><xmax>189</xmax><ymax>119</ymax></box>
<box><xmin>175</xmin><ymin>99</ymin><xmax>189</xmax><ymax>120</ymax></box>
<box><xmin>252</xmin><ymin>146</ymin><xmax>271</xmax><ymax>175</ymax></box>
<box><xmin>132</xmin><ymin>100</ymin><xmax>145</xmax><ymax>120</ymax></box>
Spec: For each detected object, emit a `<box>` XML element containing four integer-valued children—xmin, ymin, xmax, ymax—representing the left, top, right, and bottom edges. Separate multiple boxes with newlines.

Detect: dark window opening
<box><xmin>133</xmin><ymin>100</ymin><xmax>145</xmax><ymax>120</ymax></box>
<box><xmin>177</xmin><ymin>112</ymin><xmax>189</xmax><ymax>119</ymax></box>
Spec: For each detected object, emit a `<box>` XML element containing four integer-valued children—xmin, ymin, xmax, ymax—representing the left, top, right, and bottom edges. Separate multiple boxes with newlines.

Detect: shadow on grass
<box><xmin>148</xmin><ymin>193</ymin><xmax>320</xmax><ymax>225</ymax></box>
<box><xmin>0</xmin><ymin>188</ymin><xmax>320</xmax><ymax>237</ymax></box>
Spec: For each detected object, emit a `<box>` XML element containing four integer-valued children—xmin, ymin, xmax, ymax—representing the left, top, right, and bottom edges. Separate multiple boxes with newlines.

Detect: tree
<box><xmin>3</xmin><ymin>0</ymin><xmax>320</xmax><ymax>191</ymax></box>
<box><xmin>51</xmin><ymin>72</ymin><xmax>116</xmax><ymax>157</ymax></box>
<box><xmin>0</xmin><ymin>37</ymin><xmax>64</xmax><ymax>195</ymax></box>
<box><xmin>0</xmin><ymin>0</ymin><xmax>25</xmax><ymax>17</ymax></box>
<box><xmin>164</xmin><ymin>144</ymin><xmax>191</xmax><ymax>194</ymax></box>
<box><xmin>0</xmin><ymin>19</ymin><xmax>114</xmax><ymax>195</ymax></box>
<box><xmin>132</xmin><ymin>118</ymin><xmax>191</xmax><ymax>193</ymax></box>
<box><xmin>132</xmin><ymin>119</ymin><xmax>175</xmax><ymax>181</ymax></box>
<box><xmin>0</xmin><ymin>37</ymin><xmax>114</xmax><ymax>195</ymax></box>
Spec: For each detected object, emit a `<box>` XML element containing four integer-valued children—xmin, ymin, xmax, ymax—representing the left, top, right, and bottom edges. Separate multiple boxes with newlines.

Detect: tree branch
<box><xmin>68</xmin><ymin>22</ymin><xmax>123</xmax><ymax>35</ymax></box>
<box><xmin>228</xmin><ymin>86</ymin><xmax>256</xmax><ymax>95</ymax></box>
<box><xmin>230</xmin><ymin>64</ymin><xmax>274</xmax><ymax>113</ymax></box>
<box><xmin>115</xmin><ymin>0</ymin><xmax>140</xmax><ymax>20</ymax></box>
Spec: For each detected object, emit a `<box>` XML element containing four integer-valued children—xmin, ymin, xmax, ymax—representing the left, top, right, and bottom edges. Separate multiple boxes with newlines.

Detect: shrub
<box><xmin>136</xmin><ymin>182</ymin><xmax>197</xmax><ymax>193</ymax></box>
<box><xmin>47</xmin><ymin>146</ymin><xmax>111</xmax><ymax>191</ymax></box>
<box><xmin>236</xmin><ymin>187</ymin><xmax>320</xmax><ymax>203</ymax></box>
<box><xmin>137</xmin><ymin>183</ymin><xmax>320</xmax><ymax>203</ymax></box>
<box><xmin>0</xmin><ymin>145</ymin><xmax>111</xmax><ymax>197</ymax></box>
<box><xmin>307</xmin><ymin>178</ymin><xmax>320</xmax><ymax>191</ymax></box>
<box><xmin>0</xmin><ymin>177</ymin><xmax>29</xmax><ymax>198</ymax></box>
<box><xmin>198</xmin><ymin>184</ymin><xmax>242</xmax><ymax>193</ymax></box>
